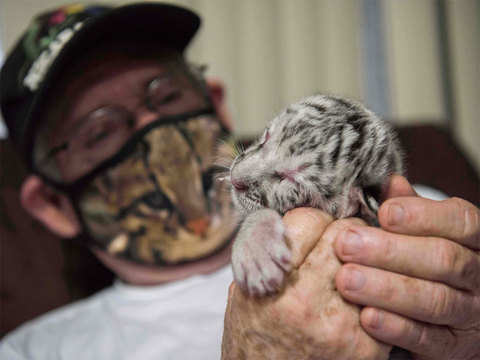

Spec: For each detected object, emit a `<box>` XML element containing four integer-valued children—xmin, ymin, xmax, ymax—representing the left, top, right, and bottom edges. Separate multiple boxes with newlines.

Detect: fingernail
<box><xmin>342</xmin><ymin>230</ymin><xmax>363</xmax><ymax>256</ymax></box>
<box><xmin>388</xmin><ymin>203</ymin><xmax>404</xmax><ymax>225</ymax></box>
<box><xmin>345</xmin><ymin>268</ymin><xmax>366</xmax><ymax>291</ymax></box>
<box><xmin>367</xmin><ymin>310</ymin><xmax>384</xmax><ymax>329</ymax></box>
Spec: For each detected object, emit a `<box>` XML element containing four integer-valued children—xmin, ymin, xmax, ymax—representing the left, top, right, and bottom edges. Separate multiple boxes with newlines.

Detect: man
<box><xmin>1</xmin><ymin>3</ymin><xmax>479</xmax><ymax>360</ymax></box>
<box><xmin>0</xmin><ymin>3</ymin><xmax>237</xmax><ymax>358</ymax></box>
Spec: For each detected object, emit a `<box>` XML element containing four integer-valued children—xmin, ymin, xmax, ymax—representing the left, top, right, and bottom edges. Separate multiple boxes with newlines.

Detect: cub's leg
<box><xmin>231</xmin><ymin>209</ymin><xmax>292</xmax><ymax>296</ymax></box>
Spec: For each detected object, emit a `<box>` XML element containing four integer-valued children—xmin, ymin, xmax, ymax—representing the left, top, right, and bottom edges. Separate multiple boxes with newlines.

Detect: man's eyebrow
<box><xmin>144</xmin><ymin>69</ymin><xmax>177</xmax><ymax>86</ymax></box>
<box><xmin>59</xmin><ymin>105</ymin><xmax>106</xmax><ymax>138</ymax></box>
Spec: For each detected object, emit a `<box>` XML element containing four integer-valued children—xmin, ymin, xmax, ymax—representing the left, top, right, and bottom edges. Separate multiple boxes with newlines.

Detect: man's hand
<box><xmin>222</xmin><ymin>208</ymin><xmax>391</xmax><ymax>360</ymax></box>
<box><xmin>334</xmin><ymin>176</ymin><xmax>480</xmax><ymax>360</ymax></box>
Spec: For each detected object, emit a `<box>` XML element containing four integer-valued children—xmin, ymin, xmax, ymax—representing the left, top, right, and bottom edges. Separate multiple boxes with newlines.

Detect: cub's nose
<box><xmin>231</xmin><ymin>178</ymin><xmax>249</xmax><ymax>192</ymax></box>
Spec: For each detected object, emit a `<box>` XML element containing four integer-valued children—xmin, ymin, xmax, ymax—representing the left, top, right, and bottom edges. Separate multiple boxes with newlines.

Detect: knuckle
<box><xmin>448</xmin><ymin>197</ymin><xmax>466</xmax><ymax>207</ymax></box>
<box><xmin>458</xmin><ymin>254</ymin><xmax>480</xmax><ymax>290</ymax></box>
<box><xmin>276</xmin><ymin>294</ymin><xmax>309</xmax><ymax>323</ymax></box>
<box><xmin>379</xmin><ymin>277</ymin><xmax>397</xmax><ymax>302</ymax></box>
<box><xmin>381</xmin><ymin>234</ymin><xmax>397</xmax><ymax>263</ymax></box>
<box><xmin>447</xmin><ymin>197</ymin><xmax>465</xmax><ymax>235</ymax></box>
<box><xmin>437</xmin><ymin>241</ymin><xmax>459</xmax><ymax>274</ymax></box>
<box><xmin>473</xmin><ymin>296</ymin><xmax>480</xmax><ymax>321</ymax></box>
<box><xmin>464</xmin><ymin>205</ymin><xmax>480</xmax><ymax>245</ymax></box>
<box><xmin>410</xmin><ymin>322</ymin><xmax>430</xmax><ymax>351</ymax></box>
<box><xmin>321</xmin><ymin>310</ymin><xmax>358</xmax><ymax>346</ymax></box>
<box><xmin>429</xmin><ymin>284</ymin><xmax>455</xmax><ymax>321</ymax></box>
<box><xmin>435</xmin><ymin>237</ymin><xmax>480</xmax><ymax>290</ymax></box>
<box><xmin>447</xmin><ymin>197</ymin><xmax>479</xmax><ymax>240</ymax></box>
<box><xmin>406</xmin><ymin>319</ymin><xmax>453</xmax><ymax>357</ymax></box>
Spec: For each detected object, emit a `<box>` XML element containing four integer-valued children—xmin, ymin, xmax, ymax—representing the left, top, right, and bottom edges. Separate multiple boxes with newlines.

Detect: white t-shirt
<box><xmin>0</xmin><ymin>265</ymin><xmax>233</xmax><ymax>360</ymax></box>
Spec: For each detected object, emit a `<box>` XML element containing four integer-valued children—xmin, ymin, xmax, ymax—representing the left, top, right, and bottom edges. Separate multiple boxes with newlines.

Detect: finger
<box><xmin>379</xmin><ymin>196</ymin><xmax>480</xmax><ymax>250</ymax></box>
<box><xmin>283</xmin><ymin>207</ymin><xmax>333</xmax><ymax>267</ymax></box>
<box><xmin>360</xmin><ymin>308</ymin><xmax>456</xmax><ymax>359</ymax></box>
<box><xmin>335</xmin><ymin>264</ymin><xmax>480</xmax><ymax>327</ymax></box>
<box><xmin>334</xmin><ymin>225</ymin><xmax>480</xmax><ymax>291</ymax></box>
<box><xmin>381</xmin><ymin>175</ymin><xmax>417</xmax><ymax>202</ymax></box>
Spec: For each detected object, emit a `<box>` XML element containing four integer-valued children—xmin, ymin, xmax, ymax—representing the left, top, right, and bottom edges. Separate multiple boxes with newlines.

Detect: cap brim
<box><xmin>25</xmin><ymin>2</ymin><xmax>200</xmax><ymax>163</ymax></box>
<box><xmin>71</xmin><ymin>2</ymin><xmax>200</xmax><ymax>51</ymax></box>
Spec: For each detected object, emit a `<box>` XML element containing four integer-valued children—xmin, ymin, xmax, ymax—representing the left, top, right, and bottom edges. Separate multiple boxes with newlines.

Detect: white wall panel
<box><xmin>276</xmin><ymin>0</ymin><xmax>321</xmax><ymax>106</ymax></box>
<box><xmin>226</xmin><ymin>0</ymin><xmax>281</xmax><ymax>136</ymax></box>
<box><xmin>184</xmin><ymin>0</ymin><xmax>239</xmax><ymax>133</ymax></box>
<box><xmin>318</xmin><ymin>0</ymin><xmax>362</xmax><ymax>100</ymax></box>
<box><xmin>448</xmin><ymin>0</ymin><xmax>480</xmax><ymax>171</ymax></box>
<box><xmin>384</xmin><ymin>0</ymin><xmax>444</xmax><ymax>123</ymax></box>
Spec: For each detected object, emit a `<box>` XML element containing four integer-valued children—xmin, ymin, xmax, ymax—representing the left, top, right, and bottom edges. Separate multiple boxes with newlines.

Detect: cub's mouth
<box><xmin>231</xmin><ymin>189</ymin><xmax>264</xmax><ymax>215</ymax></box>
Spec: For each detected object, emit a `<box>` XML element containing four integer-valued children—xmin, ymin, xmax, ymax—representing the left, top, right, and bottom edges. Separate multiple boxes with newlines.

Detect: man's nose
<box><xmin>134</xmin><ymin>108</ymin><xmax>160</xmax><ymax>130</ymax></box>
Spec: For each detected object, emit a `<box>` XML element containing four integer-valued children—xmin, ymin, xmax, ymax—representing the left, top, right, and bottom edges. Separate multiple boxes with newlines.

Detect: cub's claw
<box><xmin>231</xmin><ymin>209</ymin><xmax>292</xmax><ymax>296</ymax></box>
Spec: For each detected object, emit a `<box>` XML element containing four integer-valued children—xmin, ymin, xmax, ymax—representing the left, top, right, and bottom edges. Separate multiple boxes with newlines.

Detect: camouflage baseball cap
<box><xmin>0</xmin><ymin>2</ymin><xmax>200</xmax><ymax>164</ymax></box>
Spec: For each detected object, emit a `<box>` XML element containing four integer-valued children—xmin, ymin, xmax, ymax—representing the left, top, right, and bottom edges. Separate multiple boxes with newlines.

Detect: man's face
<box><xmin>45</xmin><ymin>52</ymin><xmax>206</xmax><ymax>182</ymax></box>
<box><xmin>33</xmin><ymin>49</ymin><xmax>237</xmax><ymax>265</ymax></box>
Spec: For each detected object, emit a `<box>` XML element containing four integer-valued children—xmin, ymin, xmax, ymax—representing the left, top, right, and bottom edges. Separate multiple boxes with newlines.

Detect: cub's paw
<box><xmin>231</xmin><ymin>209</ymin><xmax>292</xmax><ymax>296</ymax></box>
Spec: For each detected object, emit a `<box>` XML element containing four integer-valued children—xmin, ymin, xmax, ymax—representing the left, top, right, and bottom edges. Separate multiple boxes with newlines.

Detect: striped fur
<box><xmin>230</xmin><ymin>94</ymin><xmax>404</xmax><ymax>223</ymax></box>
<box><xmin>229</xmin><ymin>94</ymin><xmax>405</xmax><ymax>298</ymax></box>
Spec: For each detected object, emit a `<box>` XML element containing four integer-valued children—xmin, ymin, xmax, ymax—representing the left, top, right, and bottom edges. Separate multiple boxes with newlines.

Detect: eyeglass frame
<box><xmin>29</xmin><ymin>58</ymin><xmax>227</xmax><ymax>191</ymax></box>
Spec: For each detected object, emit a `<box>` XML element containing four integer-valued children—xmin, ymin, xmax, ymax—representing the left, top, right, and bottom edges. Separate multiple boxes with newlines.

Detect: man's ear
<box><xmin>20</xmin><ymin>175</ymin><xmax>81</xmax><ymax>238</ymax></box>
<box><xmin>206</xmin><ymin>78</ymin><xmax>234</xmax><ymax>131</ymax></box>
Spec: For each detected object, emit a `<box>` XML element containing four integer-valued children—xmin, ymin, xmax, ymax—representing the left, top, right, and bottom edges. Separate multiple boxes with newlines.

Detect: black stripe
<box><xmin>349</xmin><ymin>122</ymin><xmax>366</xmax><ymax>159</ymax></box>
<box><xmin>316</xmin><ymin>153</ymin><xmax>324</xmax><ymax>170</ymax></box>
<box><xmin>260</xmin><ymin>192</ymin><xmax>269</xmax><ymax>207</ymax></box>
<box><xmin>334</xmin><ymin>97</ymin><xmax>353</xmax><ymax>109</ymax></box>
<box><xmin>303</xmin><ymin>102</ymin><xmax>326</xmax><ymax>113</ymax></box>
<box><xmin>375</xmin><ymin>145</ymin><xmax>387</xmax><ymax>165</ymax></box>
<box><xmin>331</xmin><ymin>125</ymin><xmax>344</xmax><ymax>165</ymax></box>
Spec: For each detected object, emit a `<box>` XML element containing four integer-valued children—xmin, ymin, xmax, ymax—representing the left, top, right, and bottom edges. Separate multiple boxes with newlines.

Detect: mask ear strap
<box><xmin>66</xmin><ymin>190</ymin><xmax>95</xmax><ymax>247</ymax></box>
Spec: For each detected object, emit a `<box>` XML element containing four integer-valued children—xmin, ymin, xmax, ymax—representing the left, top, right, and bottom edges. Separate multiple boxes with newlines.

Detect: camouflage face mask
<box><xmin>33</xmin><ymin>108</ymin><xmax>237</xmax><ymax>265</ymax></box>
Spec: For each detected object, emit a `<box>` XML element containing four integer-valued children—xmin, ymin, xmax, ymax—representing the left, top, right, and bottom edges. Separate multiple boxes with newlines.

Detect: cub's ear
<box><xmin>339</xmin><ymin>185</ymin><xmax>380</xmax><ymax>226</ymax></box>
<box><xmin>20</xmin><ymin>175</ymin><xmax>80</xmax><ymax>237</ymax></box>
<box><xmin>356</xmin><ymin>185</ymin><xmax>381</xmax><ymax>226</ymax></box>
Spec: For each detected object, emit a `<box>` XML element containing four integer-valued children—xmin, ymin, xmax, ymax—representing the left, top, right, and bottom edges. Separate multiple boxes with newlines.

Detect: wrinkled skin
<box><xmin>335</xmin><ymin>176</ymin><xmax>480</xmax><ymax>360</ymax></box>
<box><xmin>222</xmin><ymin>176</ymin><xmax>480</xmax><ymax>360</ymax></box>
<box><xmin>222</xmin><ymin>208</ymin><xmax>392</xmax><ymax>360</ymax></box>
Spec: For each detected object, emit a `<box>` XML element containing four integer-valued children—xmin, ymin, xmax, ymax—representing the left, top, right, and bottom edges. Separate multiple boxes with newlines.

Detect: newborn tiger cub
<box><xmin>229</xmin><ymin>94</ymin><xmax>404</xmax><ymax>297</ymax></box>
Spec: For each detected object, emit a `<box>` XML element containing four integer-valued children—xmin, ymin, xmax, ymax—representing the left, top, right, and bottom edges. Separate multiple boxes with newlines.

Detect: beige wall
<box><xmin>384</xmin><ymin>0</ymin><xmax>444</xmax><ymax>123</ymax></box>
<box><xmin>447</xmin><ymin>0</ymin><xmax>480</xmax><ymax>177</ymax></box>
<box><xmin>1</xmin><ymin>0</ymin><xmax>479</xmax><ymax>172</ymax></box>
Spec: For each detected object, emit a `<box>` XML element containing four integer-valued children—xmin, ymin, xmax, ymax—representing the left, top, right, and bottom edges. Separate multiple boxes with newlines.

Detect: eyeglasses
<box><xmin>33</xmin><ymin>62</ymin><xmax>212</xmax><ymax>183</ymax></box>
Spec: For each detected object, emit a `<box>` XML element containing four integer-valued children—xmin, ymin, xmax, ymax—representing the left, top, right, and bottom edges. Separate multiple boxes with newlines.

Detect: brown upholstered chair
<box><xmin>0</xmin><ymin>139</ymin><xmax>113</xmax><ymax>337</ymax></box>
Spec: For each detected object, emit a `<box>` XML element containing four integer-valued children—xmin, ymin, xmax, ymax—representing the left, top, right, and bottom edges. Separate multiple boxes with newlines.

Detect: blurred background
<box><xmin>1</xmin><ymin>0</ymin><xmax>479</xmax><ymax>171</ymax></box>
<box><xmin>0</xmin><ymin>0</ymin><xmax>479</xmax><ymax>337</ymax></box>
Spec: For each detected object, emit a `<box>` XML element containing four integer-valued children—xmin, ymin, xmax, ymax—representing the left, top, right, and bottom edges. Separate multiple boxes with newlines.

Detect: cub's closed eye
<box><xmin>273</xmin><ymin>171</ymin><xmax>285</xmax><ymax>181</ymax></box>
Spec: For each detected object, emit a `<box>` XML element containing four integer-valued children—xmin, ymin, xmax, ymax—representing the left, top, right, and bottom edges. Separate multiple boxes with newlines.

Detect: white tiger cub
<box><xmin>227</xmin><ymin>94</ymin><xmax>404</xmax><ymax>296</ymax></box>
